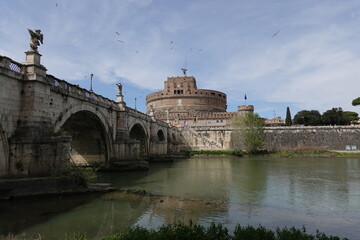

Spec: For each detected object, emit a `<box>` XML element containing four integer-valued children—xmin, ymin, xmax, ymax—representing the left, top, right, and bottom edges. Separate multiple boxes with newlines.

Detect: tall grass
<box><xmin>98</xmin><ymin>222</ymin><xmax>348</xmax><ymax>240</ymax></box>
<box><xmin>2</xmin><ymin>223</ymin><xmax>348</xmax><ymax>240</ymax></box>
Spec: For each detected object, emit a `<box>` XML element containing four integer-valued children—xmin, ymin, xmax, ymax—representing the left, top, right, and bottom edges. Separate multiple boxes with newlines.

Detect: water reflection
<box><xmin>1</xmin><ymin>157</ymin><xmax>359</xmax><ymax>240</ymax></box>
<box><xmin>0</xmin><ymin>194</ymin><xmax>101</xmax><ymax>237</ymax></box>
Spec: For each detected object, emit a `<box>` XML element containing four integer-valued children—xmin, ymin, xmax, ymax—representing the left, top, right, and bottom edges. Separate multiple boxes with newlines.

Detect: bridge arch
<box><xmin>55</xmin><ymin>106</ymin><xmax>113</xmax><ymax>165</ymax></box>
<box><xmin>0</xmin><ymin>123</ymin><xmax>9</xmax><ymax>178</ymax></box>
<box><xmin>129</xmin><ymin>123</ymin><xmax>148</xmax><ymax>157</ymax></box>
<box><xmin>157</xmin><ymin>129</ymin><xmax>165</xmax><ymax>142</ymax></box>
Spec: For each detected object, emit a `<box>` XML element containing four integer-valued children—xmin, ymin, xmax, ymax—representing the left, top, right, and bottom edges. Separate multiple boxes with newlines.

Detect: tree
<box><xmin>322</xmin><ymin>107</ymin><xmax>350</xmax><ymax>125</ymax></box>
<box><xmin>344</xmin><ymin>111</ymin><xmax>359</xmax><ymax>123</ymax></box>
<box><xmin>352</xmin><ymin>97</ymin><xmax>360</xmax><ymax>106</ymax></box>
<box><xmin>293</xmin><ymin>110</ymin><xmax>322</xmax><ymax>126</ymax></box>
<box><xmin>285</xmin><ymin>107</ymin><xmax>292</xmax><ymax>126</ymax></box>
<box><xmin>232</xmin><ymin>113</ymin><xmax>265</xmax><ymax>153</ymax></box>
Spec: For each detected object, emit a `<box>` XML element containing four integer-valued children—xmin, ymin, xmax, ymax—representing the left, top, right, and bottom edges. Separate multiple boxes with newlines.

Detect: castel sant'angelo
<box><xmin>146</xmin><ymin>70</ymin><xmax>254</xmax><ymax>128</ymax></box>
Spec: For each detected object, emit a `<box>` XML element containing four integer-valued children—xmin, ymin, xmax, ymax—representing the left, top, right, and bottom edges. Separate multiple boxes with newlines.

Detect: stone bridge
<box><xmin>0</xmin><ymin>51</ymin><xmax>187</xmax><ymax>178</ymax></box>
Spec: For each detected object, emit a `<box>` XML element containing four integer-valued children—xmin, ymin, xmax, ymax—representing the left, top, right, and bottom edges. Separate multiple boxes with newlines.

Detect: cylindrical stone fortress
<box><xmin>146</xmin><ymin>76</ymin><xmax>227</xmax><ymax>116</ymax></box>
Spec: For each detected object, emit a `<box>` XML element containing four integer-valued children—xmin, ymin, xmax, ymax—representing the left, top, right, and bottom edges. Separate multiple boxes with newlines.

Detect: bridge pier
<box><xmin>0</xmin><ymin>49</ymin><xmax>187</xmax><ymax>179</ymax></box>
<box><xmin>8</xmin><ymin>136</ymin><xmax>71</xmax><ymax>177</ymax></box>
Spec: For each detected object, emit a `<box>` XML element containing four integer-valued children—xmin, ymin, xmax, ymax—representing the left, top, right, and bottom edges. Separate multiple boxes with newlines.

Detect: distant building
<box><xmin>146</xmin><ymin>74</ymin><xmax>254</xmax><ymax>128</ymax></box>
<box><xmin>264</xmin><ymin>117</ymin><xmax>285</xmax><ymax>126</ymax></box>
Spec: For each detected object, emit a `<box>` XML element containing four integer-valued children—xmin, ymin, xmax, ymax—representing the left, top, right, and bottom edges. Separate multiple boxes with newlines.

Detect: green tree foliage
<box><xmin>293</xmin><ymin>110</ymin><xmax>322</xmax><ymax>126</ymax></box>
<box><xmin>352</xmin><ymin>97</ymin><xmax>360</xmax><ymax>106</ymax></box>
<box><xmin>285</xmin><ymin>107</ymin><xmax>292</xmax><ymax>126</ymax></box>
<box><xmin>322</xmin><ymin>107</ymin><xmax>350</xmax><ymax>125</ymax></box>
<box><xmin>344</xmin><ymin>111</ymin><xmax>359</xmax><ymax>123</ymax></box>
<box><xmin>232</xmin><ymin>113</ymin><xmax>265</xmax><ymax>153</ymax></box>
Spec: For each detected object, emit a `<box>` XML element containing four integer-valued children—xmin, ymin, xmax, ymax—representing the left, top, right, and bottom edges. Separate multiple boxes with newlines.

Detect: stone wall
<box><xmin>265</xmin><ymin>126</ymin><xmax>360</xmax><ymax>151</ymax></box>
<box><xmin>0</xmin><ymin>62</ymin><xmax>23</xmax><ymax>138</ymax></box>
<box><xmin>0</xmin><ymin>124</ymin><xmax>9</xmax><ymax>177</ymax></box>
<box><xmin>182</xmin><ymin>126</ymin><xmax>360</xmax><ymax>151</ymax></box>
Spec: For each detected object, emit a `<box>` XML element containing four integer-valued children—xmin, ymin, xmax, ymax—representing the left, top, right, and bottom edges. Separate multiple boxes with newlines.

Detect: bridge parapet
<box><xmin>46</xmin><ymin>74</ymin><xmax>119</xmax><ymax>110</ymax></box>
<box><xmin>127</xmin><ymin>107</ymin><xmax>152</xmax><ymax>121</ymax></box>
<box><xmin>0</xmin><ymin>55</ymin><xmax>24</xmax><ymax>73</ymax></box>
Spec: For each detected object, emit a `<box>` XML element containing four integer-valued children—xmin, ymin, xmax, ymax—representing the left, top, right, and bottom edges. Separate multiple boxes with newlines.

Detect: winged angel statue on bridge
<box><xmin>28</xmin><ymin>28</ymin><xmax>43</xmax><ymax>52</ymax></box>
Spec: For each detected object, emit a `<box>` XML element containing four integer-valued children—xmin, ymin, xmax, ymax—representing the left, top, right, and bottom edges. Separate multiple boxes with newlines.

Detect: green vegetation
<box><xmin>266</xmin><ymin>150</ymin><xmax>360</xmax><ymax>158</ymax></box>
<box><xmin>321</xmin><ymin>108</ymin><xmax>349</xmax><ymax>125</ymax></box>
<box><xmin>190</xmin><ymin>149</ymin><xmax>360</xmax><ymax>158</ymax></box>
<box><xmin>67</xmin><ymin>167</ymin><xmax>99</xmax><ymax>187</ymax></box>
<box><xmin>7</xmin><ymin>222</ymin><xmax>347</xmax><ymax>240</ymax></box>
<box><xmin>293</xmin><ymin>110</ymin><xmax>323</xmax><ymax>126</ymax></box>
<box><xmin>344</xmin><ymin>111</ymin><xmax>359</xmax><ymax>123</ymax></box>
<box><xmin>189</xmin><ymin>150</ymin><xmax>244</xmax><ymax>156</ymax></box>
<box><xmin>285</xmin><ymin>107</ymin><xmax>292</xmax><ymax>126</ymax></box>
<box><xmin>293</xmin><ymin>108</ymin><xmax>357</xmax><ymax>126</ymax></box>
<box><xmin>232</xmin><ymin>112</ymin><xmax>265</xmax><ymax>153</ymax></box>
<box><xmin>352</xmin><ymin>97</ymin><xmax>360</xmax><ymax>106</ymax></box>
<box><xmin>50</xmin><ymin>165</ymin><xmax>98</xmax><ymax>187</ymax></box>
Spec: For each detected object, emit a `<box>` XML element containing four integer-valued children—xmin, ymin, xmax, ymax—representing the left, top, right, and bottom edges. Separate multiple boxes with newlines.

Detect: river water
<box><xmin>1</xmin><ymin>157</ymin><xmax>359</xmax><ymax>239</ymax></box>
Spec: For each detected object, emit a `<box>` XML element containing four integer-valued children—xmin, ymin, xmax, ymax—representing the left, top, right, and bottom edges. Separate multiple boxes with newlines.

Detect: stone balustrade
<box><xmin>46</xmin><ymin>74</ymin><xmax>118</xmax><ymax>110</ymax></box>
<box><xmin>0</xmin><ymin>55</ymin><xmax>24</xmax><ymax>73</ymax></box>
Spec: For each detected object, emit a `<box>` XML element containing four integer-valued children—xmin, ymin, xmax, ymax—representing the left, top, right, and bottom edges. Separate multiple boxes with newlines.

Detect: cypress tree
<box><xmin>285</xmin><ymin>107</ymin><xmax>292</xmax><ymax>126</ymax></box>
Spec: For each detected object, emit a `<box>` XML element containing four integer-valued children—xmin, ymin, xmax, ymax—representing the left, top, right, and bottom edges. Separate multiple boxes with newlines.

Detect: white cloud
<box><xmin>2</xmin><ymin>0</ymin><xmax>360</xmax><ymax>117</ymax></box>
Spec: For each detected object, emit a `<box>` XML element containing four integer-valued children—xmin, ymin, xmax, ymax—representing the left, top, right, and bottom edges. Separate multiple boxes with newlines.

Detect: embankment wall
<box><xmin>183</xmin><ymin>126</ymin><xmax>360</xmax><ymax>151</ymax></box>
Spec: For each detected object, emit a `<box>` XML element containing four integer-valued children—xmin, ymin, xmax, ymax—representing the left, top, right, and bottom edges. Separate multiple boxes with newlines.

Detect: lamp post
<box><xmin>90</xmin><ymin>73</ymin><xmax>94</xmax><ymax>92</ymax></box>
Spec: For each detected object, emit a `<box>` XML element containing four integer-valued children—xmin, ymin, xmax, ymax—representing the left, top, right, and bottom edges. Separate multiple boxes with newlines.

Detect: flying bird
<box><xmin>272</xmin><ymin>31</ymin><xmax>280</xmax><ymax>37</ymax></box>
<box><xmin>117</xmin><ymin>40</ymin><xmax>124</xmax><ymax>43</ymax></box>
<box><xmin>116</xmin><ymin>32</ymin><xmax>120</xmax><ymax>35</ymax></box>
<box><xmin>55</xmin><ymin>3</ymin><xmax>58</xmax><ymax>7</ymax></box>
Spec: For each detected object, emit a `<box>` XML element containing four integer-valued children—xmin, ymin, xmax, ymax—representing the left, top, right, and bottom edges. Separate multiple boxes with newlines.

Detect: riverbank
<box><xmin>189</xmin><ymin>149</ymin><xmax>360</xmax><ymax>158</ymax></box>
<box><xmin>1</xmin><ymin>223</ymin><xmax>348</xmax><ymax>240</ymax></box>
<box><xmin>0</xmin><ymin>177</ymin><xmax>115</xmax><ymax>200</ymax></box>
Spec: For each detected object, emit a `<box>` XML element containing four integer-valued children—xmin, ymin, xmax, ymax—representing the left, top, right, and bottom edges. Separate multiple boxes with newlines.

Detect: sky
<box><xmin>1</xmin><ymin>0</ymin><xmax>360</xmax><ymax>119</ymax></box>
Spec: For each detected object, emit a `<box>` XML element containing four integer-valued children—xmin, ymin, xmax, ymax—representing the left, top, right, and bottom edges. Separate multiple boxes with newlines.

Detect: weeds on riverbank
<box><xmin>103</xmin><ymin>222</ymin><xmax>348</xmax><ymax>240</ymax></box>
<box><xmin>189</xmin><ymin>149</ymin><xmax>360</xmax><ymax>158</ymax></box>
<box><xmin>189</xmin><ymin>150</ymin><xmax>244</xmax><ymax>156</ymax></box>
<box><xmin>1</xmin><ymin>223</ymin><xmax>349</xmax><ymax>240</ymax></box>
<box><xmin>266</xmin><ymin>150</ymin><xmax>360</xmax><ymax>158</ymax></box>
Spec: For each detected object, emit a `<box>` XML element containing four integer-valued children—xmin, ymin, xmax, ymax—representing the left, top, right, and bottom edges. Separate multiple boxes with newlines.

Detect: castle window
<box><xmin>174</xmin><ymin>90</ymin><xmax>177</xmax><ymax>94</ymax></box>
<box><xmin>195</xmin><ymin>92</ymin><xmax>198</xmax><ymax>94</ymax></box>
<box><xmin>211</xmin><ymin>92</ymin><xmax>215</xmax><ymax>96</ymax></box>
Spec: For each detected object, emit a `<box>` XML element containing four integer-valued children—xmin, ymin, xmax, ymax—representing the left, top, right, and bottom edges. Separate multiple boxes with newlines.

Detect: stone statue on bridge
<box><xmin>28</xmin><ymin>28</ymin><xmax>43</xmax><ymax>52</ymax></box>
<box><xmin>116</xmin><ymin>83</ymin><xmax>123</xmax><ymax>95</ymax></box>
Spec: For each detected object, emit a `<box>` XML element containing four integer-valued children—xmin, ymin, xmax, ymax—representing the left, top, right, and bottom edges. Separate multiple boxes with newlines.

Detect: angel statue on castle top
<box><xmin>28</xmin><ymin>28</ymin><xmax>43</xmax><ymax>52</ymax></box>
